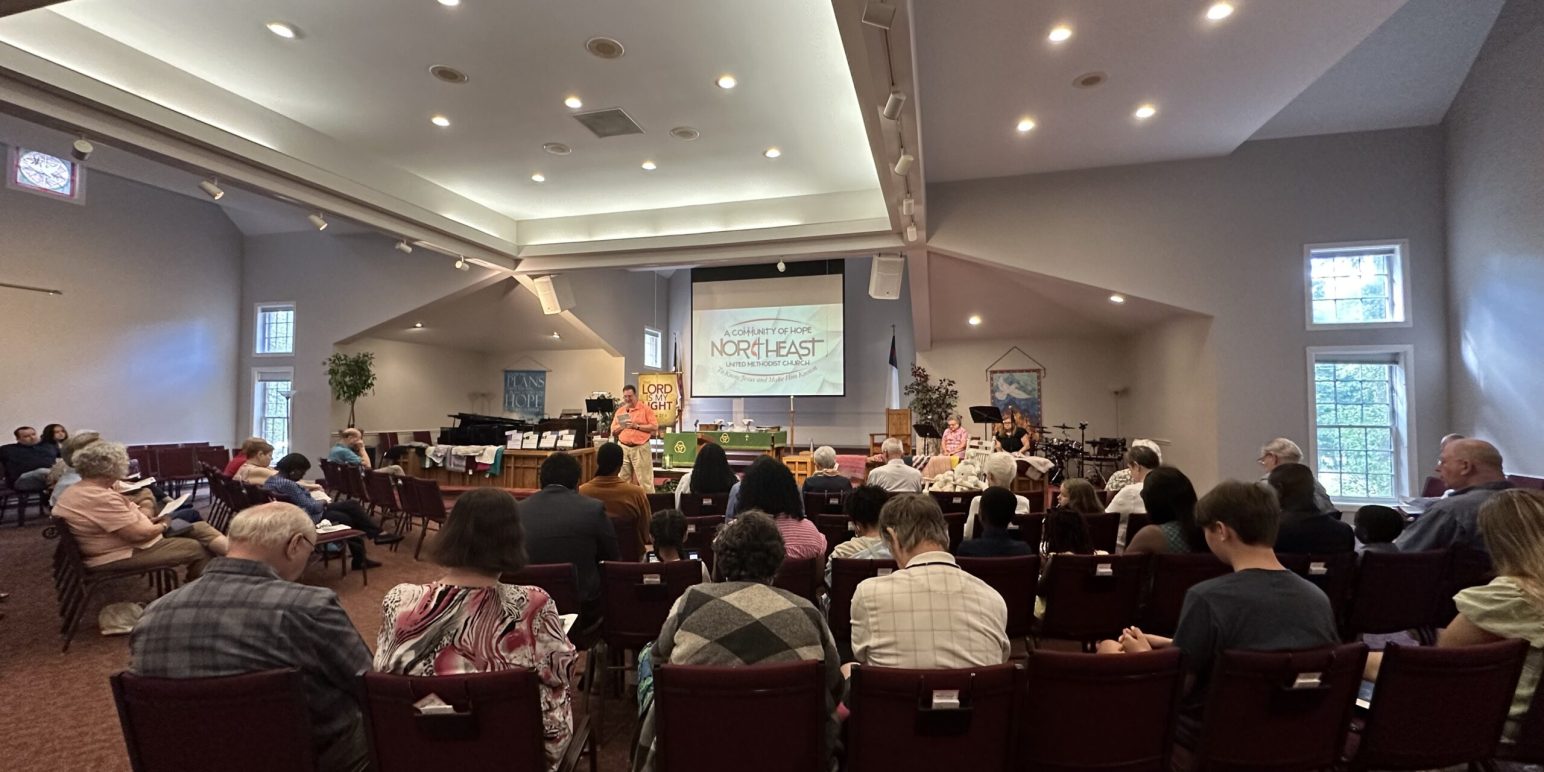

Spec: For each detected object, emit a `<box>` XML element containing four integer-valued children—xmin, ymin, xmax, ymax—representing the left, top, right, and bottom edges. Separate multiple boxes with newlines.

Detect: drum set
<box><xmin>1022</xmin><ymin>422</ymin><xmax>1127</xmax><ymax>484</ymax></box>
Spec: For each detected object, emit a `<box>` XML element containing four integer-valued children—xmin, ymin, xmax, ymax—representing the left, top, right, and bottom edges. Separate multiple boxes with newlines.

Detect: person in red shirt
<box><xmin>225</xmin><ymin>436</ymin><xmax>267</xmax><ymax>477</ymax></box>
<box><xmin>609</xmin><ymin>384</ymin><xmax>658</xmax><ymax>492</ymax></box>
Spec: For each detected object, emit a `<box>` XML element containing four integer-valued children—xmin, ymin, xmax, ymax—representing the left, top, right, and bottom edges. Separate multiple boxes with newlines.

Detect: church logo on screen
<box><xmin>710</xmin><ymin>317</ymin><xmax>829</xmax><ymax>381</ymax></box>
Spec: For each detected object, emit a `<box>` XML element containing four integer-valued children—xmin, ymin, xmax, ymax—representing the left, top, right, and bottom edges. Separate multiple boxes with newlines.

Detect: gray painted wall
<box><xmin>1444</xmin><ymin>2</ymin><xmax>1544</xmax><ymax>474</ymax></box>
<box><xmin>928</xmin><ymin>127</ymin><xmax>1450</xmax><ymax>489</ymax></box>
<box><xmin>1</xmin><ymin>159</ymin><xmax>242</xmax><ymax>445</ymax></box>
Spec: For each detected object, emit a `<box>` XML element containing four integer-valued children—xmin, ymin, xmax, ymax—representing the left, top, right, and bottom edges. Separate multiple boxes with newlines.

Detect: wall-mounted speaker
<box><xmin>532</xmin><ymin>274</ymin><xmax>574</xmax><ymax>315</ymax></box>
<box><xmin>868</xmin><ymin>255</ymin><xmax>905</xmax><ymax>300</ymax></box>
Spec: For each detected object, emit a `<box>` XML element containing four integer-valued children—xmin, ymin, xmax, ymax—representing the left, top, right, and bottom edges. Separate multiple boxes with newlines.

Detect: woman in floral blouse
<box><xmin>375</xmin><ymin>488</ymin><xmax>577</xmax><ymax>770</ymax></box>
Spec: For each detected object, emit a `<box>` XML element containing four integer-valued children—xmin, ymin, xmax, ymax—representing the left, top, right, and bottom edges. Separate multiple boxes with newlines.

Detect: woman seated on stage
<box><xmin>803</xmin><ymin>445</ymin><xmax>853</xmax><ymax>494</ymax></box>
<box><xmin>994</xmin><ymin>414</ymin><xmax>1030</xmax><ymax>454</ymax></box>
<box><xmin>674</xmin><ymin>441</ymin><xmax>737</xmax><ymax>507</ymax></box>
<box><xmin>940</xmin><ymin>416</ymin><xmax>971</xmax><ymax>459</ymax></box>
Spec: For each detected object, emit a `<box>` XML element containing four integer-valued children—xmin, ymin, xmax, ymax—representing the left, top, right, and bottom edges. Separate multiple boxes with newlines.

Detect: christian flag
<box><xmin>887</xmin><ymin>331</ymin><xmax>901</xmax><ymax>409</ymax></box>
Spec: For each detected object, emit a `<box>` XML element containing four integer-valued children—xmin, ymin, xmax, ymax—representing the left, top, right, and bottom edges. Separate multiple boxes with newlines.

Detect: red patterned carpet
<box><xmin>0</xmin><ymin>504</ymin><xmax>635</xmax><ymax>772</ymax></box>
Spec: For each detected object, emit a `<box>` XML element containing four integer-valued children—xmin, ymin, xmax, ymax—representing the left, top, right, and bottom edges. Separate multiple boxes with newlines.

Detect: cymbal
<box><xmin>1051</xmin><ymin>423</ymin><xmax>1076</xmax><ymax>430</ymax></box>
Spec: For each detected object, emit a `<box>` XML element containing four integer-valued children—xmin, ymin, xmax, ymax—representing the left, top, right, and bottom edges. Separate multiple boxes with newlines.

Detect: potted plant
<box><xmin>325</xmin><ymin>351</ymin><xmax>377</xmax><ymax>428</ymax></box>
<box><xmin>903</xmin><ymin>364</ymin><xmax>958</xmax><ymax>455</ymax></box>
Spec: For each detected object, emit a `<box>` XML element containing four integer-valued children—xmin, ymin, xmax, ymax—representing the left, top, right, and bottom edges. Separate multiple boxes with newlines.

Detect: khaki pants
<box><xmin>101</xmin><ymin>521</ymin><xmax>222</xmax><ymax>580</ymax></box>
<box><xmin>620</xmin><ymin>442</ymin><xmax>655</xmax><ymax>493</ymax></box>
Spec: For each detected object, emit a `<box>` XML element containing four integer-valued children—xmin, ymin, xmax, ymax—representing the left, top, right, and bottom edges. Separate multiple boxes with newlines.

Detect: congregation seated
<box><xmin>732</xmin><ymin>455</ymin><xmax>825</xmax><ymax>559</ymax></box>
<box><xmin>963</xmin><ymin>452</ymin><xmax>1030</xmax><ymax>539</ymax></box>
<box><xmin>47</xmin><ymin>430</ymin><xmax>101</xmax><ymax>508</ymax></box>
<box><xmin>957</xmin><ymin>486</ymin><xmax>1034</xmax><ymax>558</ymax></box>
<box><xmin>1268</xmin><ymin>462</ymin><xmax>1353</xmax><ymax>554</ymax></box>
<box><xmin>224</xmin><ymin>435</ymin><xmax>266</xmax><ymax>477</ymax></box>
<box><xmin>824</xmin><ymin>485</ymin><xmax>892</xmax><ymax>587</ymax></box>
<box><xmin>263</xmin><ymin>453</ymin><xmax>401</xmax><ymax>569</ymax></box>
<box><xmin>802</xmin><ymin>445</ymin><xmax>853</xmax><ymax>494</ymax></box>
<box><xmin>54</xmin><ymin>441</ymin><xmax>227</xmax><ymax>579</ymax></box>
<box><xmin>649</xmin><ymin>508</ymin><xmax>711</xmax><ymax>583</ymax></box>
<box><xmin>1257</xmin><ymin>437</ymin><xmax>1335</xmax><ymax>514</ymax></box>
<box><xmin>1</xmin><ymin>425</ymin><xmax>60</xmax><ymax>492</ymax></box>
<box><xmin>328</xmin><ymin>428</ymin><xmax>405</xmax><ymax>475</ymax></box>
<box><xmin>1397</xmin><ymin>438</ymin><xmax>1513</xmax><ymax>553</ymax></box>
<box><xmin>1364</xmin><ymin>488</ymin><xmax>1544</xmax><ymax>746</ymax></box>
<box><xmin>521</xmin><ymin>451</ymin><xmax>618</xmax><ymax>624</ymax></box>
<box><xmin>633</xmin><ymin>512</ymin><xmax>843</xmax><ymax>772</ymax></box>
<box><xmin>579</xmin><ymin>442</ymin><xmax>652</xmax><ymax>557</ymax></box>
<box><xmin>864</xmin><ymin>437</ymin><xmax>923</xmax><ymax>493</ymax></box>
<box><xmin>233</xmin><ymin>439</ymin><xmax>277</xmax><ymax>485</ymax></box>
<box><xmin>850</xmin><ymin>493</ymin><xmax>1009</xmax><ymax>669</ymax></box>
<box><xmin>375</xmin><ymin>488</ymin><xmax>577</xmax><ymax>771</ymax></box>
<box><xmin>1098</xmin><ymin>481</ymin><xmax>1340</xmax><ymax>744</ymax></box>
<box><xmin>1124</xmin><ymin>466</ymin><xmax>1206</xmax><ymax>555</ymax></box>
<box><xmin>130</xmin><ymin>503</ymin><xmax>372</xmax><ymax>772</ymax></box>
<box><xmin>1103</xmin><ymin>438</ymin><xmax>1160</xmax><ymax>492</ymax></box>
<box><xmin>1354</xmin><ymin>504</ymin><xmax>1405</xmax><ymax>553</ymax></box>
<box><xmin>1105</xmin><ymin>444</ymin><xmax>1159</xmax><ymax>515</ymax></box>
<box><xmin>674</xmin><ymin>441</ymin><xmax>736</xmax><ymax>507</ymax></box>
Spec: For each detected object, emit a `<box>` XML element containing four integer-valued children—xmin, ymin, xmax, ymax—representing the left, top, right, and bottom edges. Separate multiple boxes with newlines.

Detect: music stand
<box><xmin>968</xmin><ymin>405</ymin><xmax>1002</xmax><ymax>445</ymax></box>
<box><xmin>584</xmin><ymin>398</ymin><xmax>612</xmax><ymax>414</ymax></box>
<box><xmin>913</xmin><ymin>423</ymin><xmax>940</xmax><ymax>455</ymax></box>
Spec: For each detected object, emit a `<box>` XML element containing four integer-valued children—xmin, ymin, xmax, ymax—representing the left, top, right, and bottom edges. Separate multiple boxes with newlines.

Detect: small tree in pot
<box><xmin>903</xmin><ymin>364</ymin><xmax>958</xmax><ymax>455</ymax></box>
<box><xmin>325</xmin><ymin>351</ymin><xmax>377</xmax><ymax>429</ymax></box>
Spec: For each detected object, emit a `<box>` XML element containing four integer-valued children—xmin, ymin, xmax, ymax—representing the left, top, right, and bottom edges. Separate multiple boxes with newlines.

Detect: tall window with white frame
<box><xmin>1308</xmin><ymin>347</ymin><xmax>1413</xmax><ymax>503</ymax></box>
<box><xmin>644</xmin><ymin>326</ymin><xmax>663</xmax><ymax>370</ymax></box>
<box><xmin>1305</xmin><ymin>241</ymin><xmax>1409</xmax><ymax>328</ymax></box>
<box><xmin>255</xmin><ymin>303</ymin><xmax>295</xmax><ymax>355</ymax></box>
<box><xmin>253</xmin><ymin>368</ymin><xmax>294</xmax><ymax>458</ymax></box>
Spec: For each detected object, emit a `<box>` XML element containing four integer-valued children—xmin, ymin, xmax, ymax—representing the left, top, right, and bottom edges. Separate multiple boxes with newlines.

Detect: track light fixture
<box><xmin>395</xmin><ymin>240</ymin><xmax>414</xmax><ymax>254</ymax></box>
<box><xmin>905</xmin><ymin>222</ymin><xmax>918</xmax><ymax>242</ymax></box>
<box><xmin>900</xmin><ymin>196</ymin><xmax>915</xmax><ymax>216</ymax></box>
<box><xmin>454</xmin><ymin>257</ymin><xmax>469</xmax><ymax>271</ymax></box>
<box><xmin>861</xmin><ymin>1</ymin><xmax>896</xmax><ymax>29</ymax></box>
<box><xmin>893</xmin><ymin>152</ymin><xmax>914</xmax><ymax>176</ymax></box>
<box><xmin>70</xmin><ymin>138</ymin><xmax>94</xmax><ymax>162</ymax></box>
<box><xmin>308</xmin><ymin>212</ymin><xmax>328</xmax><ymax>231</ymax></box>
<box><xmin>776</xmin><ymin>259</ymin><xmax>787</xmax><ymax>273</ymax></box>
<box><xmin>198</xmin><ymin>178</ymin><xmax>225</xmax><ymax>200</ymax></box>
<box><xmin>882</xmin><ymin>90</ymin><xmax>907</xmax><ymax>120</ymax></box>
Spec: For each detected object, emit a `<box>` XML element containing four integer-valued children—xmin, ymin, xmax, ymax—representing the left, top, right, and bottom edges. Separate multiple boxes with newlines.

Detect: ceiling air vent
<box><xmin>573</xmin><ymin>108</ymin><xmax>644</xmax><ymax>138</ymax></box>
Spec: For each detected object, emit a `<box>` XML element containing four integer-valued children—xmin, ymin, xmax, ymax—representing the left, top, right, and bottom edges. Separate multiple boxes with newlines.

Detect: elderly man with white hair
<box><xmin>803</xmin><ymin>445</ymin><xmax>853</xmax><ymax>494</ymax></box>
<box><xmin>1397</xmin><ymin>439</ymin><xmax>1514</xmax><ymax>553</ymax></box>
<box><xmin>131</xmin><ymin>503</ymin><xmax>373</xmax><ymax>772</ymax></box>
<box><xmin>865</xmin><ymin>437</ymin><xmax>923</xmax><ymax>493</ymax></box>
<box><xmin>963</xmin><ymin>452</ymin><xmax>1031</xmax><ymax>539</ymax></box>
<box><xmin>1257</xmin><ymin>437</ymin><xmax>1335</xmax><ymax>514</ymax></box>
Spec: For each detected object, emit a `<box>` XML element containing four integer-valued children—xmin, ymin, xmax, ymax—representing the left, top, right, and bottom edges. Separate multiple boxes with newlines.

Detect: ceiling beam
<box><xmin>0</xmin><ymin>1</ymin><xmax>67</xmax><ymax>19</ymax></box>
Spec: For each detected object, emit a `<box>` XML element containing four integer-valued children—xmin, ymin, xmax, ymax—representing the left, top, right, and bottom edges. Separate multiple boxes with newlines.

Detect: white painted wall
<box><xmin>928</xmin><ymin>127</ymin><xmax>1450</xmax><ymax>489</ymax></box>
<box><xmin>1123</xmin><ymin>316</ymin><xmax>1221</xmax><ymax>488</ymax></box>
<box><xmin>1444</xmin><ymin>3</ymin><xmax>1544</xmax><ymax>474</ymax></box>
<box><xmin>483</xmin><ymin>348</ymin><xmax>625</xmax><ymax>418</ymax></box>
<box><xmin>330</xmin><ymin>337</ymin><xmax>488</xmax><ymax>434</ymax></box>
<box><xmin>1</xmin><ymin>159</ymin><xmax>242</xmax><ymax>444</ymax></box>
<box><xmin>239</xmin><ymin>232</ymin><xmax>490</xmax><ymax>461</ymax></box>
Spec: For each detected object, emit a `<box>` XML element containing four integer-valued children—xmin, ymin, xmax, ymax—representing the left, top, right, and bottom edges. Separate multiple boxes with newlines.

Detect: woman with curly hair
<box><xmin>726</xmin><ymin>455</ymin><xmax>824</xmax><ymax>559</ymax></box>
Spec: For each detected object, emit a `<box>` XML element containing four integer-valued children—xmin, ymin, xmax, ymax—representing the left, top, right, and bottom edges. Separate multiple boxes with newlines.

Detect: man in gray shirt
<box><xmin>1396</xmin><ymin>439</ymin><xmax>1512</xmax><ymax>553</ymax></box>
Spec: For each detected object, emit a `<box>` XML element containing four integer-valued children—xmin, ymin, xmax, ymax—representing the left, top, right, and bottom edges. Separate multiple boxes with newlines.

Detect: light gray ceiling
<box><xmin>358</xmin><ymin>277</ymin><xmax>608</xmax><ymax>354</ymax></box>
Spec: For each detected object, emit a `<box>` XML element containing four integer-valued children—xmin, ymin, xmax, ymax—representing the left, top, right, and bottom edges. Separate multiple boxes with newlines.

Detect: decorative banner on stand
<box><xmin>988</xmin><ymin>368</ymin><xmax>1044</xmax><ymax>429</ymax></box>
<box><xmin>638</xmin><ymin>372</ymin><xmax>682</xmax><ymax>429</ymax></box>
<box><xmin>503</xmin><ymin>370</ymin><xmax>547</xmax><ymax>421</ymax></box>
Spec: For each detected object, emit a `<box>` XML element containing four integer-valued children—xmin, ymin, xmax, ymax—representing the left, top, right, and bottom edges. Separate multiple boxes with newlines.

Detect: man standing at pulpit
<box><xmin>611</xmin><ymin>384</ymin><xmax>658</xmax><ymax>492</ymax></box>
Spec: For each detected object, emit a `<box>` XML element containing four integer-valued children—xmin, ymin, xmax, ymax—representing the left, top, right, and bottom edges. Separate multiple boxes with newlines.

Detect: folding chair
<box><xmin>52</xmin><ymin>518</ymin><xmax>179</xmax><ymax>652</ymax></box>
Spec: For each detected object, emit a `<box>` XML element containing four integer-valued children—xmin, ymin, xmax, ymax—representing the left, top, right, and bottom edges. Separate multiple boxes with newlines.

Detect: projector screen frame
<box><xmin>689</xmin><ymin>260</ymin><xmax>847</xmax><ymax>399</ymax></box>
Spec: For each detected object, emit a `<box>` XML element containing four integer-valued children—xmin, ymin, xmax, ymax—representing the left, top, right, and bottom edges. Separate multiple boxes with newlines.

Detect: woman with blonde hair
<box><xmin>1363</xmin><ymin>488</ymin><xmax>1544</xmax><ymax>745</ymax></box>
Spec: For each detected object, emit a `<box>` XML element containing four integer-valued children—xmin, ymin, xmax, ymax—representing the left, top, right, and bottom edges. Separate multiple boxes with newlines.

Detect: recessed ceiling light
<box><xmin>564</xmin><ymin>95</ymin><xmax>583</xmax><ymax>109</ymax></box>
<box><xmin>430</xmin><ymin>114</ymin><xmax>451</xmax><ymax>127</ymax></box>
<box><xmin>413</xmin><ymin>321</ymin><xmax>424</xmax><ymax>328</ymax></box>
<box><xmin>585</xmin><ymin>36</ymin><xmax>625</xmax><ymax>59</ymax></box>
<box><xmin>1134</xmin><ymin>104</ymin><xmax>1158</xmax><ymax>120</ymax></box>
<box><xmin>265</xmin><ymin>21</ymin><xmax>298</xmax><ymax>39</ymax></box>
<box><xmin>670</xmin><ymin>126</ymin><xmax>700</xmax><ymax>141</ymax></box>
<box><xmin>428</xmin><ymin>65</ymin><xmax>469</xmax><ymax>84</ymax></box>
<box><xmin>1206</xmin><ymin>2</ymin><xmax>1235</xmax><ymax>21</ymax></box>
<box><xmin>764</xmin><ymin>147</ymin><xmax>782</xmax><ymax>159</ymax></box>
<box><xmin>716</xmin><ymin>74</ymin><xmax>737</xmax><ymax>89</ymax></box>
<box><xmin>1109</xmin><ymin>293</ymin><xmax>1127</xmax><ymax>304</ymax></box>
<box><xmin>1016</xmin><ymin>117</ymin><xmax>1036</xmax><ymax>133</ymax></box>
<box><xmin>1072</xmin><ymin>71</ymin><xmax>1107</xmax><ymax>89</ymax></box>
<box><xmin>531</xmin><ymin>172</ymin><xmax>546</xmax><ymax>183</ymax></box>
<box><xmin>438</xmin><ymin>0</ymin><xmax>460</xmax><ymax>6</ymax></box>
<box><xmin>1048</xmin><ymin>25</ymin><xmax>1072</xmax><ymax>43</ymax></box>
<box><xmin>968</xmin><ymin>314</ymin><xmax>982</xmax><ymax>326</ymax></box>
<box><xmin>542</xmin><ymin>142</ymin><xmax>572</xmax><ymax>156</ymax></box>
<box><xmin>641</xmin><ymin>160</ymin><xmax>657</xmax><ymax>171</ymax></box>
<box><xmin>550</xmin><ymin>331</ymin><xmax>562</xmax><ymax>340</ymax></box>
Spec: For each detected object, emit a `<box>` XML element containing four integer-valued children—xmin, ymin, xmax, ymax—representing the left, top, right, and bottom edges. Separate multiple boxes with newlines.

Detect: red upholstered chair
<box><xmin>943</xmin><ymin>512</ymin><xmax>966</xmax><ymax>550</ymax></box>
<box><xmin>361</xmin><ymin>471</ymin><xmax>405</xmax><ymax>536</ymax></box>
<box><xmin>360</xmin><ymin>670</ymin><xmax>593</xmax><ymax>772</ymax></box>
<box><xmin>111</xmin><ymin>669</ymin><xmax>317</xmax><ymax>772</ymax></box>
<box><xmin>1140</xmin><ymin>553</ymin><xmax>1232</xmax><ymax>637</ymax></box>
<box><xmin>412</xmin><ymin>430</ymin><xmax>434</xmax><ymax>444</ymax></box>
<box><xmin>193</xmin><ymin>446</ymin><xmax>230</xmax><ymax>477</ymax></box>
<box><xmin>1507</xmin><ymin>474</ymin><xmax>1544</xmax><ymax>490</ymax></box>
<box><xmin>646</xmin><ymin>492</ymin><xmax>675</xmax><ymax>513</ymax></box>
<box><xmin>376</xmin><ymin>431</ymin><xmax>399</xmax><ymax>452</ymax></box>
<box><xmin>53</xmin><ymin>519</ymin><xmax>180</xmax><ymax>652</ymax></box>
<box><xmin>771</xmin><ymin>555</ymin><xmax>823</xmax><ymax>605</ymax></box>
<box><xmin>828</xmin><ymin>558</ymin><xmax>897</xmax><ymax>653</ymax></box>
<box><xmin>596</xmin><ymin>560</ymin><xmax>704</xmax><ymax>708</ymax></box>
<box><xmin>1009</xmin><ymin>513</ymin><xmax>1044</xmax><ymax>545</ymax></box>
<box><xmin>680</xmin><ymin>515</ymin><xmax>723</xmax><ymax>575</ymax></box>
<box><xmin>609</xmin><ymin>512</ymin><xmax>642</xmax><ymax>562</ymax></box>
<box><xmin>397</xmin><ymin>476</ymin><xmax>449</xmax><ymax>560</ymax></box>
<box><xmin>1277</xmin><ymin>552</ymin><xmax>1358</xmax><ymax>626</ymax></box>
<box><xmin>1082</xmin><ymin>512</ymin><xmax>1120</xmax><ymax>553</ymax></box>
<box><xmin>1420</xmin><ymin>475</ymin><xmax>1446</xmax><ymax>497</ymax></box>
<box><xmin>813</xmin><ymin>514</ymin><xmax>853</xmax><ymax>557</ymax></box>
<box><xmin>1037</xmin><ymin>553</ymin><xmax>1149</xmax><ymax>650</ymax></box>
<box><xmin>154</xmin><ymin>447</ymin><xmax>201</xmax><ymax>497</ymax></box>
<box><xmin>1017</xmin><ymin>648</ymin><xmax>1184</xmax><ymax>772</ymax></box>
<box><xmin>1346</xmin><ymin>639</ymin><xmax>1527</xmax><ymax>770</ymax></box>
<box><xmin>1192</xmin><ymin>643</ymin><xmax>1367</xmax><ymax>772</ymax></box>
<box><xmin>1344</xmin><ymin>549</ymin><xmax>1449</xmax><ymax>642</ymax></box>
<box><xmin>678</xmin><ymin>492</ymin><xmax>728</xmax><ymax>517</ymax></box>
<box><xmin>957</xmin><ymin>555</ymin><xmax>1040</xmax><ymax>640</ymax></box>
<box><xmin>1440</xmin><ymin>546</ymin><xmax>1496</xmax><ymax>625</ymax></box>
<box><xmin>803</xmin><ymin>490</ymin><xmax>848</xmax><ymax>516</ymax></box>
<box><xmin>846</xmin><ymin>664</ymin><xmax>1020</xmax><ymax>772</ymax></box>
<box><xmin>931</xmin><ymin>490</ymin><xmax>979</xmax><ymax>514</ymax></box>
<box><xmin>653</xmin><ymin>660</ymin><xmax>827</xmax><ymax>772</ymax></box>
<box><xmin>1124</xmin><ymin>513</ymin><xmax>1151</xmax><ymax>547</ymax></box>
